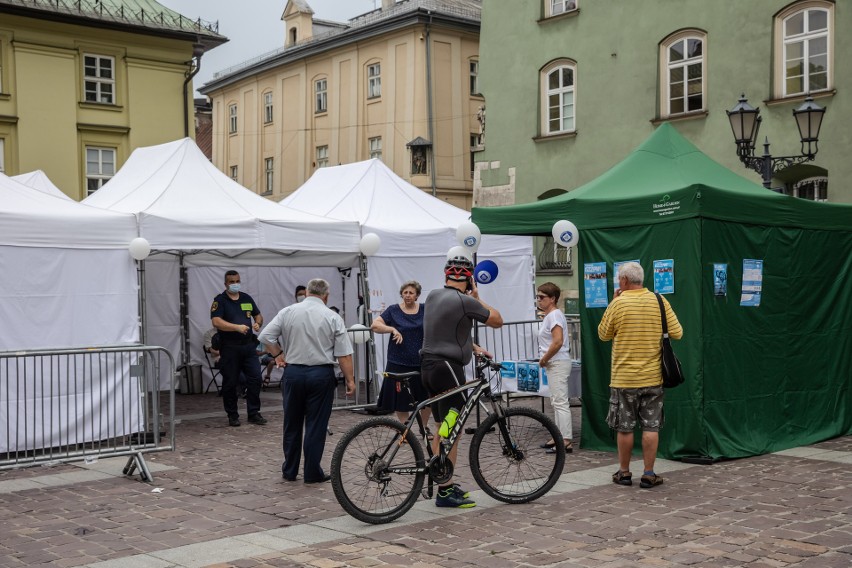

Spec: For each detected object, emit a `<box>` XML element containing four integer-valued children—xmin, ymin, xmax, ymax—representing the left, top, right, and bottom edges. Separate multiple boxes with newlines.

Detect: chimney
<box><xmin>382</xmin><ymin>0</ymin><xmax>395</xmax><ymax>10</ymax></box>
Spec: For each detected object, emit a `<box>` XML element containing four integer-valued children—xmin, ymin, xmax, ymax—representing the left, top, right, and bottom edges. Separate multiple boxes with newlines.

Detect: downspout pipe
<box><xmin>425</xmin><ymin>14</ymin><xmax>437</xmax><ymax>197</ymax></box>
<box><xmin>183</xmin><ymin>43</ymin><xmax>205</xmax><ymax>138</ymax></box>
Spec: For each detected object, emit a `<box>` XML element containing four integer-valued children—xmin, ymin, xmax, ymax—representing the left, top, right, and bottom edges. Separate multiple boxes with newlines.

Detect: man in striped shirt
<box><xmin>598</xmin><ymin>261</ymin><xmax>682</xmax><ymax>489</ymax></box>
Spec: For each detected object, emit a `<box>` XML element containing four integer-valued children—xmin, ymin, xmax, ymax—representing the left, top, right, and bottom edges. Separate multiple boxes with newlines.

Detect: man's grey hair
<box><xmin>307</xmin><ymin>278</ymin><xmax>330</xmax><ymax>297</ymax></box>
<box><xmin>618</xmin><ymin>262</ymin><xmax>644</xmax><ymax>286</ymax></box>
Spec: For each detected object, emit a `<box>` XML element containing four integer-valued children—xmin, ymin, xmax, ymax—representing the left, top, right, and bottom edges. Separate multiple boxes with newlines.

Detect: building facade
<box><xmin>0</xmin><ymin>0</ymin><xmax>225</xmax><ymax>199</ymax></box>
<box><xmin>475</xmin><ymin>0</ymin><xmax>850</xmax><ymax>296</ymax></box>
<box><xmin>201</xmin><ymin>0</ymin><xmax>483</xmax><ymax>209</ymax></box>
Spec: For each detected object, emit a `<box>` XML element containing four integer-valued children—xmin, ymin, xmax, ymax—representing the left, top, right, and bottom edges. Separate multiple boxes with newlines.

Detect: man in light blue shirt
<box><xmin>259</xmin><ymin>278</ymin><xmax>355</xmax><ymax>483</ymax></box>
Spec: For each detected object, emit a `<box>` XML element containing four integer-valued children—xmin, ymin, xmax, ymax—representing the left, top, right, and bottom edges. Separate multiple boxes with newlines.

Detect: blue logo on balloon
<box><xmin>474</xmin><ymin>260</ymin><xmax>498</xmax><ymax>284</ymax></box>
<box><xmin>559</xmin><ymin>230</ymin><xmax>574</xmax><ymax>244</ymax></box>
<box><xmin>464</xmin><ymin>236</ymin><xmax>478</xmax><ymax>247</ymax></box>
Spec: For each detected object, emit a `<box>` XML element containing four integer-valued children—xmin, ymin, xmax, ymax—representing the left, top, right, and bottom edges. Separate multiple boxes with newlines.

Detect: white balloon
<box><xmin>551</xmin><ymin>220</ymin><xmax>579</xmax><ymax>248</ymax></box>
<box><xmin>128</xmin><ymin>237</ymin><xmax>151</xmax><ymax>260</ymax></box>
<box><xmin>456</xmin><ymin>220</ymin><xmax>481</xmax><ymax>252</ymax></box>
<box><xmin>348</xmin><ymin>323</ymin><xmax>370</xmax><ymax>345</ymax></box>
<box><xmin>446</xmin><ymin>245</ymin><xmax>473</xmax><ymax>262</ymax></box>
<box><xmin>359</xmin><ymin>233</ymin><xmax>381</xmax><ymax>256</ymax></box>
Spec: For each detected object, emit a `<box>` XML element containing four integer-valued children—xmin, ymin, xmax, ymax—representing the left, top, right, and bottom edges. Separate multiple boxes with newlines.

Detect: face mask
<box><xmin>228</xmin><ymin>284</ymin><xmax>241</xmax><ymax>293</ymax></box>
<box><xmin>296</xmin><ymin>295</ymin><xmax>305</xmax><ymax>303</ymax></box>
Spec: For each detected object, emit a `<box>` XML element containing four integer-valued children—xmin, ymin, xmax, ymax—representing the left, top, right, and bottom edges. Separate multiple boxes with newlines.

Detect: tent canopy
<box><xmin>83</xmin><ymin>138</ymin><xmax>362</xmax><ymax>266</ymax></box>
<box><xmin>283</xmin><ymin>158</ymin><xmax>531</xmax><ymax>257</ymax></box>
<box><xmin>472</xmin><ymin>123</ymin><xmax>850</xmax><ymax>234</ymax></box>
<box><xmin>0</xmin><ymin>172</ymin><xmax>137</xmax><ymax>248</ymax></box>
<box><xmin>12</xmin><ymin>170</ymin><xmax>72</xmax><ymax>201</ymax></box>
<box><xmin>473</xmin><ymin>124</ymin><xmax>852</xmax><ymax>460</ymax></box>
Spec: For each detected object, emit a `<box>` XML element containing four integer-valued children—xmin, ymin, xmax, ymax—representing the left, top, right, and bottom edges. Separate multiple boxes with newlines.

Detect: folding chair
<box><xmin>204</xmin><ymin>347</ymin><xmax>222</xmax><ymax>394</ymax></box>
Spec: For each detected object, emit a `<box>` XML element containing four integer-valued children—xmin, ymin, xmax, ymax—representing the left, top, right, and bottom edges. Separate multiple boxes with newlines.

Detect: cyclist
<box><xmin>420</xmin><ymin>254</ymin><xmax>503</xmax><ymax>508</ymax></box>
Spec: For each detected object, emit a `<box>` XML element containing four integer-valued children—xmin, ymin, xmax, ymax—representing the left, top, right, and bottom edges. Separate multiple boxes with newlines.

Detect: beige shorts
<box><xmin>606</xmin><ymin>387</ymin><xmax>664</xmax><ymax>433</ymax></box>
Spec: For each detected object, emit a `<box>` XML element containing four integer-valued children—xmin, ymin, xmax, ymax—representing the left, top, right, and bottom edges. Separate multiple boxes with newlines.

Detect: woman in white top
<box><xmin>536</xmin><ymin>282</ymin><xmax>573</xmax><ymax>453</ymax></box>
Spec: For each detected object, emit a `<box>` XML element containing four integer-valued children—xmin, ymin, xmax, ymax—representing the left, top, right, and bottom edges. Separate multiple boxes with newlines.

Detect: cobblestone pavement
<box><xmin>0</xmin><ymin>391</ymin><xmax>849</xmax><ymax>567</ymax></box>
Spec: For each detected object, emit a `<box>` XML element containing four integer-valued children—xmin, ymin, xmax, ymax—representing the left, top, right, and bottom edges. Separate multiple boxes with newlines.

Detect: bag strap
<box><xmin>654</xmin><ymin>292</ymin><xmax>669</xmax><ymax>339</ymax></box>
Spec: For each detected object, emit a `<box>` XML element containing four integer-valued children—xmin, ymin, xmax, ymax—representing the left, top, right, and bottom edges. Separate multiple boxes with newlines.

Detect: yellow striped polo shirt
<box><xmin>597</xmin><ymin>288</ymin><xmax>683</xmax><ymax>388</ymax></box>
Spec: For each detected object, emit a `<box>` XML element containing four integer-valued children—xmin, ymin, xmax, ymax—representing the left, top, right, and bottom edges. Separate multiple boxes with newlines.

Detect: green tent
<box><xmin>472</xmin><ymin>123</ymin><xmax>852</xmax><ymax>460</ymax></box>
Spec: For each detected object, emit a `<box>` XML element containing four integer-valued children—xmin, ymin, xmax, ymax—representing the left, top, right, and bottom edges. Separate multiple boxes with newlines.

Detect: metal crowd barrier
<box><xmin>0</xmin><ymin>345</ymin><xmax>176</xmax><ymax>482</ymax></box>
<box><xmin>475</xmin><ymin>316</ymin><xmax>582</xmax><ymax>365</ymax></box>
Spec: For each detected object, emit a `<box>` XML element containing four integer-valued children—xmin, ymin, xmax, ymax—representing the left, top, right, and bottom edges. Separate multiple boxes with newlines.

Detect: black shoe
<box><xmin>247</xmin><ymin>413</ymin><xmax>267</xmax><ymax>425</ymax></box>
<box><xmin>304</xmin><ymin>474</ymin><xmax>331</xmax><ymax>484</ymax></box>
<box><xmin>228</xmin><ymin>417</ymin><xmax>241</xmax><ymax>427</ymax></box>
<box><xmin>282</xmin><ymin>474</ymin><xmax>297</xmax><ymax>481</ymax></box>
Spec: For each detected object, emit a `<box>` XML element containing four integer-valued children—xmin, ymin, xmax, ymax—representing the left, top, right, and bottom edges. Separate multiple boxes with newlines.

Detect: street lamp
<box><xmin>726</xmin><ymin>93</ymin><xmax>826</xmax><ymax>190</ymax></box>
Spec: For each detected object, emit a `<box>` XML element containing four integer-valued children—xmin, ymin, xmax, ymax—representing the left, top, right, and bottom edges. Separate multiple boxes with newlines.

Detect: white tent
<box><xmin>0</xmin><ymin>172</ymin><xmax>139</xmax><ymax>350</ymax></box>
<box><xmin>12</xmin><ymin>170</ymin><xmax>72</xmax><ymax>201</ymax></box>
<box><xmin>281</xmin><ymin>159</ymin><xmax>536</xmax><ymax>370</ymax></box>
<box><xmin>82</xmin><ymin>138</ymin><xmax>365</xmax><ymax>387</ymax></box>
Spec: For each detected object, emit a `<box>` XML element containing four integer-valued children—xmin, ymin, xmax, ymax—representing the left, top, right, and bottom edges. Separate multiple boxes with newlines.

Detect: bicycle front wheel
<box><xmin>469</xmin><ymin>406</ymin><xmax>565</xmax><ymax>504</ymax></box>
<box><xmin>330</xmin><ymin>417</ymin><xmax>426</xmax><ymax>524</ymax></box>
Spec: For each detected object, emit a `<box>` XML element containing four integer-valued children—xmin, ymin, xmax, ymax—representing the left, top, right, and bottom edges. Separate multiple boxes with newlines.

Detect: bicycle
<box><xmin>330</xmin><ymin>355</ymin><xmax>566</xmax><ymax>524</ymax></box>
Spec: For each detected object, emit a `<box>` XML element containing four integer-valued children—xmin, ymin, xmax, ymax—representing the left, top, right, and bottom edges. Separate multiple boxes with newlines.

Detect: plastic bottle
<box><xmin>438</xmin><ymin>408</ymin><xmax>459</xmax><ymax>438</ymax></box>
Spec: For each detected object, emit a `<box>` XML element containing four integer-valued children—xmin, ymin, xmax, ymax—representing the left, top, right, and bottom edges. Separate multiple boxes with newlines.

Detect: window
<box><xmin>85</xmin><ymin>147</ymin><xmax>115</xmax><ymax>195</ymax></box>
<box><xmin>83</xmin><ymin>54</ymin><xmax>115</xmax><ymax>104</ymax></box>
<box><xmin>791</xmin><ymin>176</ymin><xmax>828</xmax><ymax>202</ymax></box>
<box><xmin>0</xmin><ymin>139</ymin><xmax>4</xmax><ymax>173</ymax></box>
<box><xmin>315</xmin><ymin>79</ymin><xmax>327</xmax><ymax>113</ymax></box>
<box><xmin>541</xmin><ymin>60</ymin><xmax>576</xmax><ymax>135</ymax></box>
<box><xmin>469</xmin><ymin>134</ymin><xmax>481</xmax><ymax>179</ymax></box>
<box><xmin>228</xmin><ymin>104</ymin><xmax>237</xmax><ymax>134</ymax></box>
<box><xmin>549</xmin><ymin>0</ymin><xmax>577</xmax><ymax>17</ymax></box>
<box><xmin>369</xmin><ymin>137</ymin><xmax>382</xmax><ymax>160</ymax></box>
<box><xmin>780</xmin><ymin>4</ymin><xmax>831</xmax><ymax>97</ymax></box>
<box><xmin>263</xmin><ymin>92</ymin><xmax>273</xmax><ymax>124</ymax></box>
<box><xmin>469</xmin><ymin>60</ymin><xmax>480</xmax><ymax>96</ymax></box>
<box><xmin>264</xmin><ymin>157</ymin><xmax>274</xmax><ymax>194</ymax></box>
<box><xmin>367</xmin><ymin>63</ymin><xmax>381</xmax><ymax>99</ymax></box>
<box><xmin>316</xmin><ymin>145</ymin><xmax>328</xmax><ymax>168</ymax></box>
<box><xmin>230</xmin><ymin>165</ymin><xmax>238</xmax><ymax>181</ymax></box>
<box><xmin>662</xmin><ymin>32</ymin><xmax>705</xmax><ymax>116</ymax></box>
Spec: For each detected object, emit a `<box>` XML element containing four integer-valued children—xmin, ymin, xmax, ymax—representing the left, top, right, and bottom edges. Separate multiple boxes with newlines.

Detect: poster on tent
<box><xmin>613</xmin><ymin>259</ymin><xmax>640</xmax><ymax>293</ymax></box>
<box><xmin>584</xmin><ymin>262</ymin><xmax>608</xmax><ymax>308</ymax></box>
<box><xmin>740</xmin><ymin>259</ymin><xmax>763</xmax><ymax>307</ymax></box>
<box><xmin>653</xmin><ymin>259</ymin><xmax>675</xmax><ymax>294</ymax></box>
<box><xmin>713</xmin><ymin>263</ymin><xmax>728</xmax><ymax>297</ymax></box>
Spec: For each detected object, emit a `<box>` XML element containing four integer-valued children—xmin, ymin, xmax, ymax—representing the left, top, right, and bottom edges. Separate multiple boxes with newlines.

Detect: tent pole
<box><xmin>358</xmin><ymin>253</ymin><xmax>378</xmax><ymax>404</ymax></box>
<box><xmin>179</xmin><ymin>253</ymin><xmax>189</xmax><ymax>373</ymax></box>
<box><xmin>137</xmin><ymin>259</ymin><xmax>147</xmax><ymax>344</ymax></box>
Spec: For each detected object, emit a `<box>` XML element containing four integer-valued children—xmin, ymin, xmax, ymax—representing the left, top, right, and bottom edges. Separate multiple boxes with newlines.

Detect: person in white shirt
<box><xmin>536</xmin><ymin>282</ymin><xmax>573</xmax><ymax>454</ymax></box>
<box><xmin>258</xmin><ymin>278</ymin><xmax>355</xmax><ymax>484</ymax></box>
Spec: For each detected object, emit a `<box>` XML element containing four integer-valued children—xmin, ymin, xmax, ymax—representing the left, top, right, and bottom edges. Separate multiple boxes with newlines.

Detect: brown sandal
<box><xmin>612</xmin><ymin>470</ymin><xmax>632</xmax><ymax>486</ymax></box>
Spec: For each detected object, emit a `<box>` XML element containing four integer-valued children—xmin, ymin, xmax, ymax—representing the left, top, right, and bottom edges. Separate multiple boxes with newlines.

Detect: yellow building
<box><xmin>201</xmin><ymin>0</ymin><xmax>482</xmax><ymax>209</ymax></box>
<box><xmin>0</xmin><ymin>0</ymin><xmax>225</xmax><ymax>200</ymax></box>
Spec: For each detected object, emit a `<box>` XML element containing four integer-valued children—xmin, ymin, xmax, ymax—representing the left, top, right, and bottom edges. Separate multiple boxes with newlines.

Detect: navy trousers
<box><xmin>280</xmin><ymin>364</ymin><xmax>336</xmax><ymax>481</ymax></box>
<box><xmin>220</xmin><ymin>342</ymin><xmax>262</xmax><ymax>419</ymax></box>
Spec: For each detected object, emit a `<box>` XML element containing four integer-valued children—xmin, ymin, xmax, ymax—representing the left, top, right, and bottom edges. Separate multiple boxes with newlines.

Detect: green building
<box><xmin>475</xmin><ymin>0</ymin><xmax>849</xmax><ymax>296</ymax></box>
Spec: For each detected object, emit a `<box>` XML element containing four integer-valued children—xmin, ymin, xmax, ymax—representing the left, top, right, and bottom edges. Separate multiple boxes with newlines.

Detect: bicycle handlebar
<box><xmin>475</xmin><ymin>354</ymin><xmax>506</xmax><ymax>372</ymax></box>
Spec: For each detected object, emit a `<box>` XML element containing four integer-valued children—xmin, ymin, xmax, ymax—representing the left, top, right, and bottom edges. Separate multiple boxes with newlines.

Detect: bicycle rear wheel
<box><xmin>469</xmin><ymin>406</ymin><xmax>565</xmax><ymax>503</ymax></box>
<box><xmin>330</xmin><ymin>417</ymin><xmax>426</xmax><ymax>524</ymax></box>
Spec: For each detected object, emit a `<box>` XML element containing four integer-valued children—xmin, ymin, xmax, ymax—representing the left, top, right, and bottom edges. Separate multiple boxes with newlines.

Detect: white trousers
<box><xmin>547</xmin><ymin>359</ymin><xmax>573</xmax><ymax>440</ymax></box>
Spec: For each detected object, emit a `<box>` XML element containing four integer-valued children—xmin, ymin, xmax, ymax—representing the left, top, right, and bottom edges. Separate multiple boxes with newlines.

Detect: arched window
<box><xmin>776</xmin><ymin>1</ymin><xmax>832</xmax><ymax>97</ymax></box>
<box><xmin>659</xmin><ymin>30</ymin><xmax>706</xmax><ymax>117</ymax></box>
<box><xmin>540</xmin><ymin>60</ymin><xmax>576</xmax><ymax>136</ymax></box>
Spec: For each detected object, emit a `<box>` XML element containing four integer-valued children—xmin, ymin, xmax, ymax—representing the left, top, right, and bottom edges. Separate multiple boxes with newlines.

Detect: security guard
<box><xmin>211</xmin><ymin>270</ymin><xmax>267</xmax><ymax>427</ymax></box>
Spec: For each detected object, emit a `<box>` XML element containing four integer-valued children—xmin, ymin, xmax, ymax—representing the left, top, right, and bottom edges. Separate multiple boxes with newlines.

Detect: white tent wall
<box><xmin>0</xmin><ymin>248</ymin><xmax>139</xmax><ymax>350</ymax></box>
<box><xmin>143</xmin><ymin>258</ymin><xmax>182</xmax><ymax>390</ymax></box>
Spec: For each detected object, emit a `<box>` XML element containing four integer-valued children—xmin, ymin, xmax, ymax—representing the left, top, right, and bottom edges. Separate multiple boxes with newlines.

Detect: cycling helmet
<box><xmin>445</xmin><ymin>255</ymin><xmax>474</xmax><ymax>282</ymax></box>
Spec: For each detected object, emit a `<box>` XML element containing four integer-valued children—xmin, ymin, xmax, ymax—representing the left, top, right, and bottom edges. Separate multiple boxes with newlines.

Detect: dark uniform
<box><xmin>211</xmin><ymin>291</ymin><xmax>263</xmax><ymax>422</ymax></box>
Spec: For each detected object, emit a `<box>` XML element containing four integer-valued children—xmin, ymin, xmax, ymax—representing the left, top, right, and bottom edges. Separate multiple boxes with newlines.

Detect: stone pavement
<box><xmin>0</xmin><ymin>391</ymin><xmax>850</xmax><ymax>568</ymax></box>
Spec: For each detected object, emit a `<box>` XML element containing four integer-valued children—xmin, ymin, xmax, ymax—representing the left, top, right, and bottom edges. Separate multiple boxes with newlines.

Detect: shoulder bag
<box><xmin>655</xmin><ymin>292</ymin><xmax>684</xmax><ymax>388</ymax></box>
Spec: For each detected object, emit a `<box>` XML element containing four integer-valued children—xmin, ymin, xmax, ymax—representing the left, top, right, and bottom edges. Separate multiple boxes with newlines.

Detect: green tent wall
<box><xmin>472</xmin><ymin>124</ymin><xmax>852</xmax><ymax>460</ymax></box>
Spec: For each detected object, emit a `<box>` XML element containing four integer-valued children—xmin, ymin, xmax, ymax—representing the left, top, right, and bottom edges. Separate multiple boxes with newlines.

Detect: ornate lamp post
<box><xmin>726</xmin><ymin>94</ymin><xmax>826</xmax><ymax>189</ymax></box>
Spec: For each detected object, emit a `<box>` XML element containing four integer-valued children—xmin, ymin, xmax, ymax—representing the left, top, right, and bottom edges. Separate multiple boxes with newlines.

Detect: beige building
<box><xmin>0</xmin><ymin>0</ymin><xmax>225</xmax><ymax>200</ymax></box>
<box><xmin>201</xmin><ymin>0</ymin><xmax>482</xmax><ymax>209</ymax></box>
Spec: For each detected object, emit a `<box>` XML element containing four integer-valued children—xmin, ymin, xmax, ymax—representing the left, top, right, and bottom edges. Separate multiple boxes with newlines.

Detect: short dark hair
<box><xmin>224</xmin><ymin>270</ymin><xmax>239</xmax><ymax>282</ymax></box>
<box><xmin>295</xmin><ymin>285</ymin><xmax>306</xmax><ymax>298</ymax></box>
<box><xmin>537</xmin><ymin>281</ymin><xmax>561</xmax><ymax>302</ymax></box>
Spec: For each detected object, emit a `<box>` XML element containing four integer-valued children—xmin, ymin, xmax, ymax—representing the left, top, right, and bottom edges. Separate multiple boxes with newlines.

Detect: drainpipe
<box><xmin>183</xmin><ymin>43</ymin><xmax>205</xmax><ymax>138</ymax></box>
<box><xmin>424</xmin><ymin>15</ymin><xmax>437</xmax><ymax>197</ymax></box>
